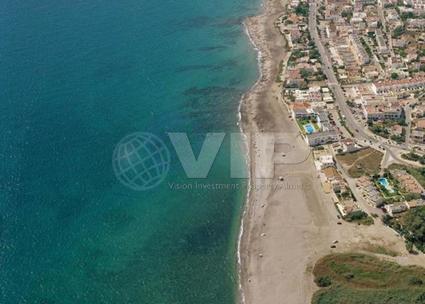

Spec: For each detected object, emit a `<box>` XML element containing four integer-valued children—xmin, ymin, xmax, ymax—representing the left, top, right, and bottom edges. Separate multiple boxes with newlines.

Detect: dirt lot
<box><xmin>336</xmin><ymin>148</ymin><xmax>384</xmax><ymax>178</ymax></box>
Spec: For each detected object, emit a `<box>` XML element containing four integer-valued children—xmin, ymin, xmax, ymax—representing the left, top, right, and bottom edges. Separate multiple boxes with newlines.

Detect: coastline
<box><xmin>237</xmin><ymin>0</ymin><xmax>425</xmax><ymax>303</ymax></box>
<box><xmin>237</xmin><ymin>0</ymin><xmax>340</xmax><ymax>303</ymax></box>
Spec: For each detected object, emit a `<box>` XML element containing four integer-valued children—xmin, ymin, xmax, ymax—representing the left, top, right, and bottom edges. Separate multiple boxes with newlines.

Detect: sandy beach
<box><xmin>239</xmin><ymin>0</ymin><xmax>336</xmax><ymax>302</ymax></box>
<box><xmin>238</xmin><ymin>0</ymin><xmax>425</xmax><ymax>303</ymax></box>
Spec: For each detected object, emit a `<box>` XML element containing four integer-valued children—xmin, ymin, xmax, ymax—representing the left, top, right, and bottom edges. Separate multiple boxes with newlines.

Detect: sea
<box><xmin>0</xmin><ymin>0</ymin><xmax>259</xmax><ymax>303</ymax></box>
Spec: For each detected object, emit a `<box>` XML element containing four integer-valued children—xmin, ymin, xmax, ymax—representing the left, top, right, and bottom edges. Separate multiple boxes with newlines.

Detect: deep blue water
<box><xmin>0</xmin><ymin>0</ymin><xmax>258</xmax><ymax>303</ymax></box>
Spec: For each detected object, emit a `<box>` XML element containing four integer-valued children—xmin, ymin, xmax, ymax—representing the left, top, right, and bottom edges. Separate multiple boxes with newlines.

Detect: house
<box><xmin>322</xmin><ymin>166</ymin><xmax>345</xmax><ymax>193</ymax></box>
<box><xmin>405</xmin><ymin>199</ymin><xmax>425</xmax><ymax>209</ymax></box>
<box><xmin>319</xmin><ymin>155</ymin><xmax>335</xmax><ymax>169</ymax></box>
<box><xmin>290</xmin><ymin>102</ymin><xmax>314</xmax><ymax>119</ymax></box>
<box><xmin>411</xmin><ymin>130</ymin><xmax>425</xmax><ymax>144</ymax></box>
<box><xmin>357</xmin><ymin>176</ymin><xmax>384</xmax><ymax>207</ymax></box>
<box><xmin>341</xmin><ymin>138</ymin><xmax>360</xmax><ymax>153</ymax></box>
<box><xmin>384</xmin><ymin>203</ymin><xmax>408</xmax><ymax>217</ymax></box>
<box><xmin>306</xmin><ymin>130</ymin><xmax>339</xmax><ymax>146</ymax></box>
<box><xmin>336</xmin><ymin>200</ymin><xmax>360</xmax><ymax>218</ymax></box>
<box><xmin>348</xmin><ymin>34</ymin><xmax>370</xmax><ymax>65</ymax></box>
<box><xmin>375</xmin><ymin>30</ymin><xmax>389</xmax><ymax>55</ymax></box>
<box><xmin>414</xmin><ymin>118</ymin><xmax>425</xmax><ymax>131</ymax></box>
<box><xmin>372</xmin><ymin>77</ymin><xmax>425</xmax><ymax>94</ymax></box>
<box><xmin>323</xmin><ymin>93</ymin><xmax>334</xmax><ymax>103</ymax></box>
<box><xmin>406</xmin><ymin>18</ymin><xmax>425</xmax><ymax>31</ymax></box>
<box><xmin>393</xmin><ymin>39</ymin><xmax>407</xmax><ymax>48</ymax></box>
<box><xmin>404</xmin><ymin>0</ymin><xmax>425</xmax><ymax>12</ymax></box>
<box><xmin>363</xmin><ymin>102</ymin><xmax>403</xmax><ymax>122</ymax></box>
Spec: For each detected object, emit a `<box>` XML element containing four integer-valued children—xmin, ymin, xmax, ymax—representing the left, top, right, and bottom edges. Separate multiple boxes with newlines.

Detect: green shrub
<box><xmin>410</xmin><ymin>277</ymin><xmax>424</xmax><ymax>286</ymax></box>
<box><xmin>315</xmin><ymin>276</ymin><xmax>332</xmax><ymax>287</ymax></box>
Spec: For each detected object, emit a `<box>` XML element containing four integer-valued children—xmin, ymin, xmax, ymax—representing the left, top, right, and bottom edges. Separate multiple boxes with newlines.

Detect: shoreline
<box><xmin>236</xmin><ymin>0</ymin><xmax>425</xmax><ymax>303</ymax></box>
<box><xmin>236</xmin><ymin>10</ymin><xmax>266</xmax><ymax>304</ymax></box>
<box><xmin>236</xmin><ymin>0</ymin><xmax>341</xmax><ymax>302</ymax></box>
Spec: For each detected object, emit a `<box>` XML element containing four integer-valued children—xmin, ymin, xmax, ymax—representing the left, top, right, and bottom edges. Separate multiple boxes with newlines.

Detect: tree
<box><xmin>393</xmin><ymin>26</ymin><xmax>405</xmax><ymax>38</ymax></box>
<box><xmin>300</xmin><ymin>69</ymin><xmax>311</xmax><ymax>80</ymax></box>
<box><xmin>295</xmin><ymin>3</ymin><xmax>309</xmax><ymax>16</ymax></box>
<box><xmin>391</xmin><ymin>72</ymin><xmax>399</xmax><ymax>80</ymax></box>
<box><xmin>341</xmin><ymin>10</ymin><xmax>353</xmax><ymax>20</ymax></box>
<box><xmin>309</xmin><ymin>49</ymin><xmax>320</xmax><ymax>59</ymax></box>
<box><xmin>401</xmin><ymin>12</ymin><xmax>415</xmax><ymax>21</ymax></box>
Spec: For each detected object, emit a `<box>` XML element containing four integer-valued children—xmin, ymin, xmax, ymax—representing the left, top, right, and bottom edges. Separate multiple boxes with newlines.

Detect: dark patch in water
<box><xmin>196</xmin><ymin>45</ymin><xmax>227</xmax><ymax>52</ymax></box>
<box><xmin>177</xmin><ymin>16</ymin><xmax>244</xmax><ymax>30</ymax></box>
<box><xmin>214</xmin><ymin>17</ymin><xmax>244</xmax><ymax>27</ymax></box>
<box><xmin>177</xmin><ymin>221</ymin><xmax>227</xmax><ymax>255</ymax></box>
<box><xmin>175</xmin><ymin>64</ymin><xmax>216</xmax><ymax>73</ymax></box>
<box><xmin>217</xmin><ymin>28</ymin><xmax>242</xmax><ymax>41</ymax></box>
<box><xmin>183</xmin><ymin>86</ymin><xmax>240</xmax><ymax>97</ymax></box>
<box><xmin>181</xmin><ymin>86</ymin><xmax>243</xmax><ymax>131</ymax></box>
<box><xmin>177</xmin><ymin>16</ymin><xmax>215</xmax><ymax>28</ymax></box>
<box><xmin>176</xmin><ymin>59</ymin><xmax>238</xmax><ymax>73</ymax></box>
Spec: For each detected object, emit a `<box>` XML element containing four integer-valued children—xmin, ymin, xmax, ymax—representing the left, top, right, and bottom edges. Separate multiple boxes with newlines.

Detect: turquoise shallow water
<box><xmin>0</xmin><ymin>0</ymin><xmax>259</xmax><ymax>303</ymax></box>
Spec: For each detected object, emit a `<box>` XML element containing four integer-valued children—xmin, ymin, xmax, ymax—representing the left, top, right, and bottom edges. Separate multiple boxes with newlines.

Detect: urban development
<box><xmin>242</xmin><ymin>0</ymin><xmax>425</xmax><ymax>303</ymax></box>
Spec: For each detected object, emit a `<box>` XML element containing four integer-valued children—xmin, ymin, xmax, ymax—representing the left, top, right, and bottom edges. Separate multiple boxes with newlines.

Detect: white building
<box><xmin>306</xmin><ymin>130</ymin><xmax>339</xmax><ymax>146</ymax></box>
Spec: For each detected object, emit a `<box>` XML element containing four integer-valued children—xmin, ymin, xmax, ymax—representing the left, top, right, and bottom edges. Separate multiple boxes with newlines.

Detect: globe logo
<box><xmin>112</xmin><ymin>132</ymin><xmax>171</xmax><ymax>191</ymax></box>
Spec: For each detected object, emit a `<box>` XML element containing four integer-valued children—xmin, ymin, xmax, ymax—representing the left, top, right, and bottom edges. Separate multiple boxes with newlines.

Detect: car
<box><xmin>337</xmin><ymin>221</ymin><xmax>342</xmax><ymax>225</ymax></box>
<box><xmin>330</xmin><ymin>245</ymin><xmax>336</xmax><ymax>248</ymax></box>
<box><xmin>333</xmin><ymin>240</ymin><xmax>339</xmax><ymax>244</ymax></box>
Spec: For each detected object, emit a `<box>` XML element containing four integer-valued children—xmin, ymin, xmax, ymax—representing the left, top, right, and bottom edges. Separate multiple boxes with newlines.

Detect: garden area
<box><xmin>297</xmin><ymin>117</ymin><xmax>320</xmax><ymax>135</ymax></box>
<box><xmin>383</xmin><ymin>206</ymin><xmax>425</xmax><ymax>254</ymax></box>
<box><xmin>368</xmin><ymin>119</ymin><xmax>406</xmax><ymax>141</ymax></box>
<box><xmin>402</xmin><ymin>152</ymin><xmax>425</xmax><ymax>166</ymax></box>
<box><xmin>388</xmin><ymin>164</ymin><xmax>425</xmax><ymax>189</ymax></box>
<box><xmin>373</xmin><ymin>172</ymin><xmax>403</xmax><ymax>201</ymax></box>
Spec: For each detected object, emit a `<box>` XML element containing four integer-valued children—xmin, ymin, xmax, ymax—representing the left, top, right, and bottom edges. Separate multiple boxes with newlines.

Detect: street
<box><xmin>308</xmin><ymin>0</ymin><xmax>415</xmax><ymax>166</ymax></box>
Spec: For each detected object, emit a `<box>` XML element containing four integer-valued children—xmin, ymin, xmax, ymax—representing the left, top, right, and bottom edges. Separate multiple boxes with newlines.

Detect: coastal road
<box><xmin>308</xmin><ymin>1</ymin><xmax>370</xmax><ymax>142</ymax></box>
<box><xmin>308</xmin><ymin>1</ymin><xmax>413</xmax><ymax>166</ymax></box>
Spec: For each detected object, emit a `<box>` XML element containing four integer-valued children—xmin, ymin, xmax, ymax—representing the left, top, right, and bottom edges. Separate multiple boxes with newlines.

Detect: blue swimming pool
<box><xmin>304</xmin><ymin>123</ymin><xmax>315</xmax><ymax>134</ymax></box>
<box><xmin>378</xmin><ymin>177</ymin><xmax>394</xmax><ymax>193</ymax></box>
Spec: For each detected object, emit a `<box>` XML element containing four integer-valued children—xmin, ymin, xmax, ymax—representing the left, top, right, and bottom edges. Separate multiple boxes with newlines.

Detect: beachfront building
<box><xmin>290</xmin><ymin>102</ymin><xmax>314</xmax><ymax>119</ymax></box>
<box><xmin>356</xmin><ymin>176</ymin><xmax>385</xmax><ymax>207</ymax></box>
<box><xmin>318</xmin><ymin>155</ymin><xmax>335</xmax><ymax>169</ymax></box>
<box><xmin>336</xmin><ymin>200</ymin><xmax>360</xmax><ymax>218</ymax></box>
<box><xmin>321</xmin><ymin>166</ymin><xmax>345</xmax><ymax>193</ymax></box>
<box><xmin>306</xmin><ymin>130</ymin><xmax>339</xmax><ymax>146</ymax></box>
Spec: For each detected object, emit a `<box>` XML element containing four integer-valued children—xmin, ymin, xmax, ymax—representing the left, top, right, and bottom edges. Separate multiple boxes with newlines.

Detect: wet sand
<box><xmin>238</xmin><ymin>0</ymin><xmax>425</xmax><ymax>303</ymax></box>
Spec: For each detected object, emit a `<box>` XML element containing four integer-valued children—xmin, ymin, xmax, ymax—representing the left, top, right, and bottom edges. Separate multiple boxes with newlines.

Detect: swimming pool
<box><xmin>304</xmin><ymin>123</ymin><xmax>315</xmax><ymax>134</ymax></box>
<box><xmin>378</xmin><ymin>177</ymin><xmax>395</xmax><ymax>193</ymax></box>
